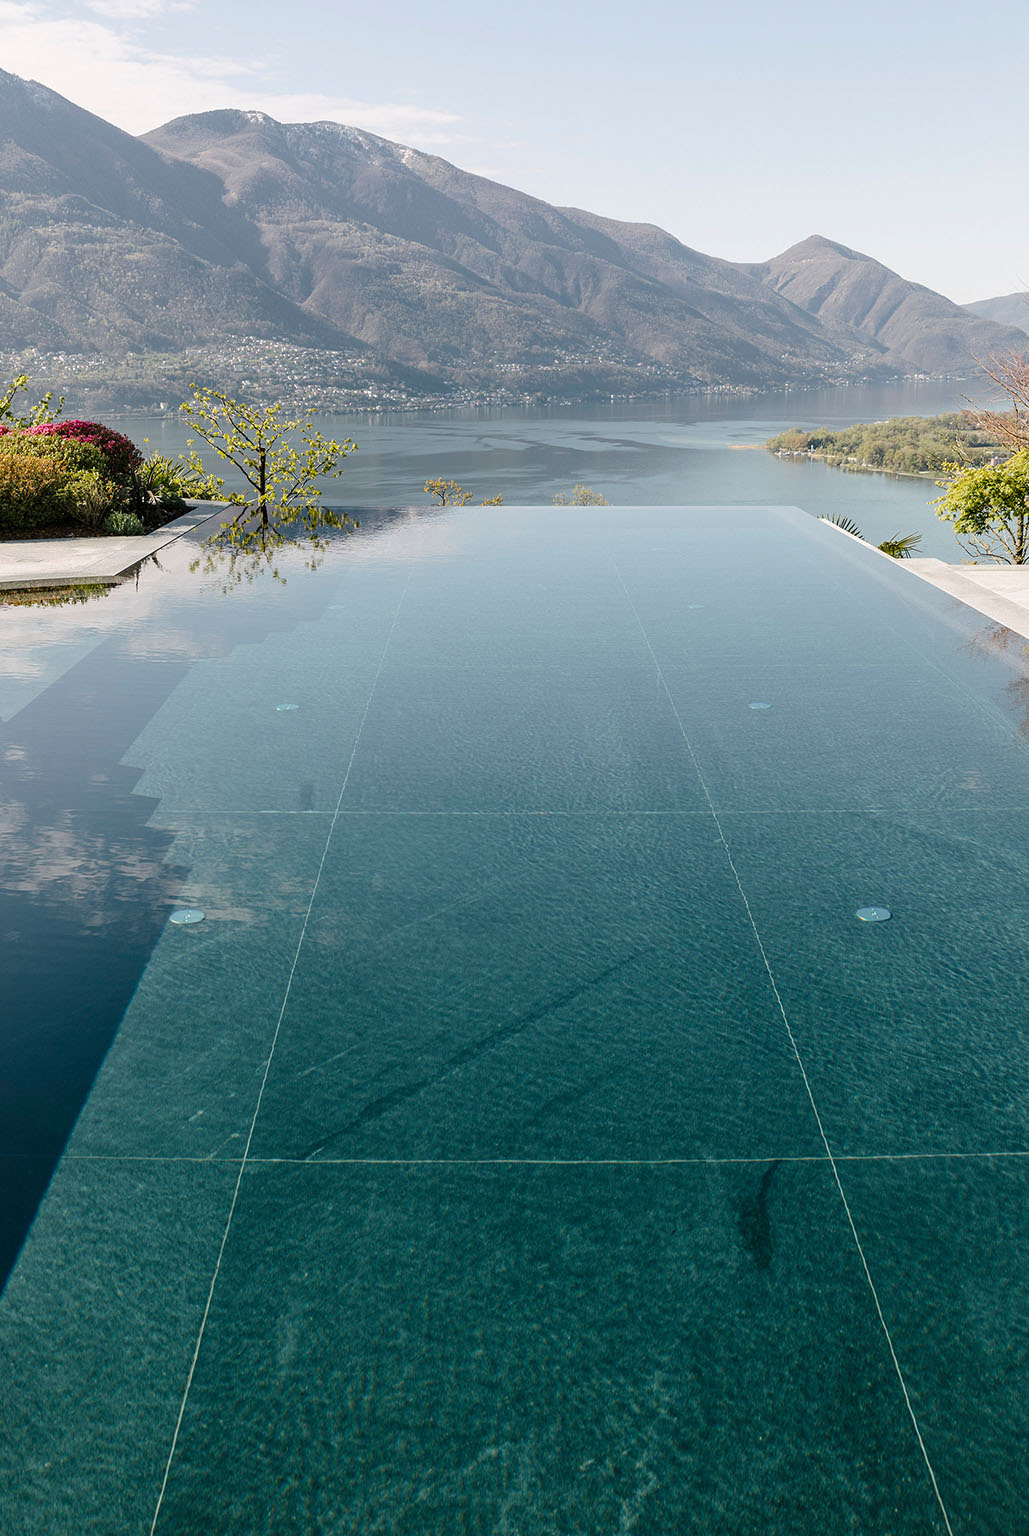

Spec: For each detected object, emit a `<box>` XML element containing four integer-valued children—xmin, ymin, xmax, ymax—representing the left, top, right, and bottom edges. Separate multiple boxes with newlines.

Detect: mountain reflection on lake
<box><xmin>120</xmin><ymin>380</ymin><xmax>984</xmax><ymax>561</ymax></box>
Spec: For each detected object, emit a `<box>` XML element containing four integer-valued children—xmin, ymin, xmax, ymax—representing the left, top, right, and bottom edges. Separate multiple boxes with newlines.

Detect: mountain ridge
<box><xmin>964</xmin><ymin>291</ymin><xmax>1029</xmax><ymax>337</ymax></box>
<box><xmin>0</xmin><ymin>71</ymin><xmax>1024</xmax><ymax>406</ymax></box>
<box><xmin>738</xmin><ymin>235</ymin><xmax>1013</xmax><ymax>375</ymax></box>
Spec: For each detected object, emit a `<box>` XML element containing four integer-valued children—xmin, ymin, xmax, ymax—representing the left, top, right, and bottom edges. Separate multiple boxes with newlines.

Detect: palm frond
<box><xmin>877</xmin><ymin>532</ymin><xmax>923</xmax><ymax>559</ymax></box>
<box><xmin>820</xmin><ymin>513</ymin><xmax>864</xmax><ymax>538</ymax></box>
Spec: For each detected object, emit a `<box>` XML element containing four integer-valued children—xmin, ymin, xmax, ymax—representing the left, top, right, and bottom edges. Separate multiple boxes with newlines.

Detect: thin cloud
<box><xmin>86</xmin><ymin>0</ymin><xmax>195</xmax><ymax>17</ymax></box>
<box><xmin>0</xmin><ymin>2</ymin><xmax>462</xmax><ymax>143</ymax></box>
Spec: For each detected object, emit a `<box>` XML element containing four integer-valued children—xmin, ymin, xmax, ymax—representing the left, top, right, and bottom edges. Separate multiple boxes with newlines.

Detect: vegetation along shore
<box><xmin>771</xmin><ymin>355</ymin><xmax>1029</xmax><ymax>563</ymax></box>
<box><xmin>766</xmin><ymin>412</ymin><xmax>1006</xmax><ymax>479</ymax></box>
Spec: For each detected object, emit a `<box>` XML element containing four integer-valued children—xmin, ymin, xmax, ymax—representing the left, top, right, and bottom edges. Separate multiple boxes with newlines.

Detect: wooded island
<box><xmin>766</xmin><ymin>412</ymin><xmax>1005</xmax><ymax>478</ymax></box>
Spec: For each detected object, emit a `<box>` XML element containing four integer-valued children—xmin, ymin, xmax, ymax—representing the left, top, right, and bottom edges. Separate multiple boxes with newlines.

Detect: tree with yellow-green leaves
<box><xmin>424</xmin><ymin>478</ymin><xmax>503</xmax><ymax>506</ymax></box>
<box><xmin>552</xmin><ymin>485</ymin><xmax>609</xmax><ymax>505</ymax></box>
<box><xmin>0</xmin><ymin>373</ymin><xmax>63</xmax><ymax>429</ymax></box>
<box><xmin>181</xmin><ymin>387</ymin><xmax>358</xmax><ymax>584</ymax></box>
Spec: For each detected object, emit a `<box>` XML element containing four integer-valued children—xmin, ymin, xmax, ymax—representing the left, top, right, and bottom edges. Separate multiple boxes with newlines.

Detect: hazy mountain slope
<box><xmin>0</xmin><ymin>72</ymin><xmax>1019</xmax><ymax>393</ymax></box>
<box><xmin>0</xmin><ymin>71</ymin><xmax>357</xmax><ymax>353</ymax></box>
<box><xmin>741</xmin><ymin>236</ymin><xmax>1023</xmax><ymax>373</ymax></box>
<box><xmin>964</xmin><ymin>292</ymin><xmax>1029</xmax><ymax>336</ymax></box>
<box><xmin>142</xmin><ymin>111</ymin><xmax>884</xmax><ymax>387</ymax></box>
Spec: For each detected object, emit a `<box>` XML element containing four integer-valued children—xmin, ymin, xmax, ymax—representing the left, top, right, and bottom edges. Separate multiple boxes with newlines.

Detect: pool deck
<box><xmin>0</xmin><ymin>500</ymin><xmax>227</xmax><ymax>590</ymax></box>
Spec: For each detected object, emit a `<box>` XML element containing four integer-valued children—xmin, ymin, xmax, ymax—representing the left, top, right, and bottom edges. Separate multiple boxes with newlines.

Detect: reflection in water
<box><xmin>0</xmin><ymin>645</ymin><xmax>189</xmax><ymax>1286</ymax></box>
<box><xmin>0</xmin><ymin>583</ymin><xmax>115</xmax><ymax>610</ymax></box>
<box><xmin>965</xmin><ymin>623</ymin><xmax>1029</xmax><ymax>737</ymax></box>
<box><xmin>191</xmin><ymin>502</ymin><xmax>358</xmax><ymax>589</ymax></box>
<box><xmin>0</xmin><ymin>543</ymin><xmax>373</xmax><ymax>1288</ymax></box>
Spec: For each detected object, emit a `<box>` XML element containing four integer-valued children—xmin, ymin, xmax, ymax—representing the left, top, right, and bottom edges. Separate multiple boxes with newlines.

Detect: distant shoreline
<box><xmin>88</xmin><ymin>371</ymin><xmax>977</xmax><ymax>425</ymax></box>
<box><xmin>769</xmin><ymin>449</ymin><xmax>935</xmax><ymax>481</ymax></box>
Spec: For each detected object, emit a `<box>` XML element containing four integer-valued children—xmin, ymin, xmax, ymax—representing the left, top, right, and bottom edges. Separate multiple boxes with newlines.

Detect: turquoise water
<box><xmin>121</xmin><ymin>378</ymin><xmax>979</xmax><ymax>560</ymax></box>
<box><xmin>2</xmin><ymin>504</ymin><xmax>1029</xmax><ymax>1532</ymax></box>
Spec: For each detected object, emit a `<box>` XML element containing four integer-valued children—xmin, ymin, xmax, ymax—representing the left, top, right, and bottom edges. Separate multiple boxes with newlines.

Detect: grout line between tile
<box><xmin>147</xmin><ymin>573</ymin><xmax>413</xmax><ymax>1536</ymax></box>
<box><xmin>169</xmin><ymin>805</ymin><xmax>1029</xmax><ymax>818</ymax></box>
<box><xmin>610</xmin><ymin>555</ymin><xmax>957</xmax><ymax>1536</ymax></box>
<box><xmin>58</xmin><ymin>1149</ymin><xmax>1029</xmax><ymax>1166</ymax></box>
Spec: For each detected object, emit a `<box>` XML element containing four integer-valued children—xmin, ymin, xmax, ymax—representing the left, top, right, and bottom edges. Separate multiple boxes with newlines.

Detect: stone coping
<box><xmin>0</xmin><ymin>500</ymin><xmax>229</xmax><ymax>591</ymax></box>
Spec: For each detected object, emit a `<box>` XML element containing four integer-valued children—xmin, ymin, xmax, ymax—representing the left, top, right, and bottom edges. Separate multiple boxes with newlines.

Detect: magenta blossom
<box><xmin>0</xmin><ymin>419</ymin><xmax>143</xmax><ymax>477</ymax></box>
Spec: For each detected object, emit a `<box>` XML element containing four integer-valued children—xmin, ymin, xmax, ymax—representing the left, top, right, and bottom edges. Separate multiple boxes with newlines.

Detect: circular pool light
<box><xmin>749</xmin><ymin>701</ymin><xmax>772</xmax><ymax>710</ymax></box>
<box><xmin>856</xmin><ymin>906</ymin><xmax>891</xmax><ymax>923</ymax></box>
<box><xmin>169</xmin><ymin>908</ymin><xmax>205</xmax><ymax>926</ymax></box>
<box><xmin>275</xmin><ymin>703</ymin><xmax>300</xmax><ymax>712</ymax></box>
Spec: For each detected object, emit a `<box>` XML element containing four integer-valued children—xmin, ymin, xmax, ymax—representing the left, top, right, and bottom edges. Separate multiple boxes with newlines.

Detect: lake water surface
<box><xmin>123</xmin><ymin>379</ymin><xmax>987</xmax><ymax>561</ymax></box>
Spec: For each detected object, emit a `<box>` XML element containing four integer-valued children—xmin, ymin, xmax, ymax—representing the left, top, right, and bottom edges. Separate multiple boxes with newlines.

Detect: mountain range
<box><xmin>964</xmin><ymin>292</ymin><xmax>1029</xmax><ymax>336</ymax></box>
<box><xmin>0</xmin><ymin>68</ymin><xmax>1023</xmax><ymax>405</ymax></box>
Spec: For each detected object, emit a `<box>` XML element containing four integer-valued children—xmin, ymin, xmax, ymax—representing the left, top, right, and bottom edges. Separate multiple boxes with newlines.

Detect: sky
<box><xmin>0</xmin><ymin>0</ymin><xmax>1025</xmax><ymax>304</ymax></box>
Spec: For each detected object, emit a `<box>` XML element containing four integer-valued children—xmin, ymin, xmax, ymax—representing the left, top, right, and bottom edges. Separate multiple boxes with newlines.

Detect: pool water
<box><xmin>1</xmin><ymin>504</ymin><xmax>1028</xmax><ymax>1534</ymax></box>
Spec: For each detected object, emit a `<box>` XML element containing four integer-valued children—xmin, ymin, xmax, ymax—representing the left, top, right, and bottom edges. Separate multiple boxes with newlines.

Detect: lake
<box><xmin>121</xmin><ymin>379</ymin><xmax>989</xmax><ymax>561</ymax></box>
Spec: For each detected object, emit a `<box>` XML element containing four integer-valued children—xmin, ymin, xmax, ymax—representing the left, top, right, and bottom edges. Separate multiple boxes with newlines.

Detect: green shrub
<box><xmin>62</xmin><ymin>468</ymin><xmax>124</xmax><ymax>529</ymax></box>
<box><xmin>0</xmin><ymin>431</ymin><xmax>124</xmax><ymax>531</ymax></box>
<box><xmin>101</xmin><ymin>510</ymin><xmax>145</xmax><ymax>536</ymax></box>
<box><xmin>123</xmin><ymin>450</ymin><xmax>224</xmax><ymax>531</ymax></box>
<box><xmin>137</xmin><ymin>450</ymin><xmax>222</xmax><ymax>502</ymax></box>
<box><xmin>0</xmin><ymin>430</ymin><xmax>109</xmax><ymax>476</ymax></box>
<box><xmin>0</xmin><ymin>451</ymin><xmax>71</xmax><ymax>532</ymax></box>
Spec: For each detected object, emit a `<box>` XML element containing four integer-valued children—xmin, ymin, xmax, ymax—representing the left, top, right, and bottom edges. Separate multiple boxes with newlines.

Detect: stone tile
<box><xmin>0</xmin><ymin>1157</ymin><xmax>236</xmax><ymax>1536</ymax></box>
<box><xmin>153</xmin><ymin>1160</ymin><xmax>948</xmax><ymax>1535</ymax></box>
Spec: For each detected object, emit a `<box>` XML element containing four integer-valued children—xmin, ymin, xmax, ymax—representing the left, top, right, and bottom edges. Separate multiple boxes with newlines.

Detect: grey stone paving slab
<box><xmin>0</xmin><ymin>502</ymin><xmax>228</xmax><ymax>590</ymax></box>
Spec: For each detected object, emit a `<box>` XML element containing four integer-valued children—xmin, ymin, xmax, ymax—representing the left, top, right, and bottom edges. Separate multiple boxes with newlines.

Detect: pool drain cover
<box><xmin>856</xmin><ymin>906</ymin><xmax>891</xmax><ymax>922</ymax></box>
<box><xmin>169</xmin><ymin>908</ymin><xmax>205</xmax><ymax>926</ymax></box>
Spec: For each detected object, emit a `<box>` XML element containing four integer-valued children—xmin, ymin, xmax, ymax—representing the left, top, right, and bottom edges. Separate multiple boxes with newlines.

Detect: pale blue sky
<box><xmin>0</xmin><ymin>0</ymin><xmax>1024</xmax><ymax>302</ymax></box>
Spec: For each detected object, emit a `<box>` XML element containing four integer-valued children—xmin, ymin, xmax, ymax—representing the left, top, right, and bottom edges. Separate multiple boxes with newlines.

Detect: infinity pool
<box><xmin>1</xmin><ymin>505</ymin><xmax>1028</xmax><ymax>1534</ymax></box>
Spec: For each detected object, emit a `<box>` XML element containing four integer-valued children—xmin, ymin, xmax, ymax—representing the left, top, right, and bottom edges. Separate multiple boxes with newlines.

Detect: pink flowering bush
<box><xmin>0</xmin><ymin>419</ymin><xmax>143</xmax><ymax>478</ymax></box>
<box><xmin>0</xmin><ymin>423</ymin><xmax>192</xmax><ymax>536</ymax></box>
<box><xmin>0</xmin><ymin>379</ymin><xmax>190</xmax><ymax>537</ymax></box>
<box><xmin>0</xmin><ymin>432</ymin><xmax>120</xmax><ymax>531</ymax></box>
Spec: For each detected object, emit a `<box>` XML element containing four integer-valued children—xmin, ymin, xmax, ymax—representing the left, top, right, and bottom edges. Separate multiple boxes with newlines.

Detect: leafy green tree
<box><xmin>553</xmin><ymin>484</ymin><xmax>609</xmax><ymax>505</ymax></box>
<box><xmin>935</xmin><ymin>451</ymin><xmax>1029</xmax><ymax>563</ymax></box>
<box><xmin>424</xmin><ymin>478</ymin><xmax>503</xmax><ymax>506</ymax></box>
<box><xmin>181</xmin><ymin>387</ymin><xmax>358</xmax><ymax>584</ymax></box>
